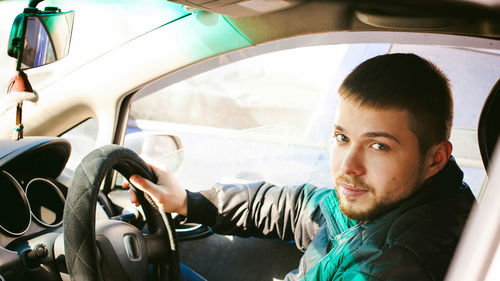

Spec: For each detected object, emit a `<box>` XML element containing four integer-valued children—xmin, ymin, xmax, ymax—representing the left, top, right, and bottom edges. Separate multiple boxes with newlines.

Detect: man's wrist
<box><xmin>184</xmin><ymin>189</ymin><xmax>218</xmax><ymax>226</ymax></box>
<box><xmin>177</xmin><ymin>190</ymin><xmax>188</xmax><ymax>216</ymax></box>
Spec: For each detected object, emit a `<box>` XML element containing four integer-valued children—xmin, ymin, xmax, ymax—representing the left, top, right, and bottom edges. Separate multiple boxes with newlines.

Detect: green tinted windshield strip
<box><xmin>127</xmin><ymin>13</ymin><xmax>192</xmax><ymax>46</ymax></box>
<box><xmin>222</xmin><ymin>15</ymin><xmax>254</xmax><ymax>46</ymax></box>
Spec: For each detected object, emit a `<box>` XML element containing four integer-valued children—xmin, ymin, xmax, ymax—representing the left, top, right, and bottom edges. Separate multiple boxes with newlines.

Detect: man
<box><xmin>127</xmin><ymin>53</ymin><xmax>475</xmax><ymax>280</ymax></box>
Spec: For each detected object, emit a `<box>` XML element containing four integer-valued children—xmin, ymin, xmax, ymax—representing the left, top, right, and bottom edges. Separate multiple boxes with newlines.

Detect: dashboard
<box><xmin>0</xmin><ymin>137</ymin><xmax>70</xmax><ymax>281</ymax></box>
<box><xmin>0</xmin><ymin>137</ymin><xmax>294</xmax><ymax>281</ymax></box>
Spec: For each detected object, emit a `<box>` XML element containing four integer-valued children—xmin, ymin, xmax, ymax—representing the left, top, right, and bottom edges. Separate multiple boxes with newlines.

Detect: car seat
<box><xmin>478</xmin><ymin>78</ymin><xmax>500</xmax><ymax>172</ymax></box>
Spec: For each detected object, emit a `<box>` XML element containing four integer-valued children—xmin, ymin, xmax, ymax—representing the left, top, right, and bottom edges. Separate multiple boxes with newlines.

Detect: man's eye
<box><xmin>335</xmin><ymin>134</ymin><xmax>349</xmax><ymax>144</ymax></box>
<box><xmin>371</xmin><ymin>143</ymin><xmax>389</xmax><ymax>151</ymax></box>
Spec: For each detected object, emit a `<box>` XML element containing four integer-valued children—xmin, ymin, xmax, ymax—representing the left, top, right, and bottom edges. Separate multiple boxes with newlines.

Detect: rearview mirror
<box><xmin>8</xmin><ymin>7</ymin><xmax>74</xmax><ymax>70</ymax></box>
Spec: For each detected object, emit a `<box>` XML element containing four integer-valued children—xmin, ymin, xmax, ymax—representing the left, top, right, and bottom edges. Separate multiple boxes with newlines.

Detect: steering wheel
<box><xmin>63</xmin><ymin>145</ymin><xmax>180</xmax><ymax>281</ymax></box>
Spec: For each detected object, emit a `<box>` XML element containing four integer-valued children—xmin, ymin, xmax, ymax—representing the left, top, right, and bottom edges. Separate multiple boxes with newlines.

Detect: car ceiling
<box><xmin>167</xmin><ymin>0</ymin><xmax>500</xmax><ymax>18</ymax></box>
<box><xmin>192</xmin><ymin>0</ymin><xmax>500</xmax><ymax>45</ymax></box>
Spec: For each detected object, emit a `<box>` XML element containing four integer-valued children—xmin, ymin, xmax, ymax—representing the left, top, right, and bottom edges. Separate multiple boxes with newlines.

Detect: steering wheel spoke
<box><xmin>95</xmin><ymin>220</ymin><xmax>148</xmax><ymax>281</ymax></box>
<box><xmin>144</xmin><ymin>233</ymin><xmax>173</xmax><ymax>264</ymax></box>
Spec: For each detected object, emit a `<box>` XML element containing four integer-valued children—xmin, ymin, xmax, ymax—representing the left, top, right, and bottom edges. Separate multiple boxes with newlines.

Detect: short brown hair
<box><xmin>339</xmin><ymin>53</ymin><xmax>453</xmax><ymax>155</ymax></box>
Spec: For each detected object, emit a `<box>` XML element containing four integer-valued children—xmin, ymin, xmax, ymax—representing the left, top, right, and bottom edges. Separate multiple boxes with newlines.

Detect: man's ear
<box><xmin>423</xmin><ymin>140</ymin><xmax>453</xmax><ymax>180</ymax></box>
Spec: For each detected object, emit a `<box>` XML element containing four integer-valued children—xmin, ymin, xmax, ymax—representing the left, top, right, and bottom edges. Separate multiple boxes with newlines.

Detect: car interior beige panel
<box><xmin>23</xmin><ymin>104</ymin><xmax>95</xmax><ymax>137</ymax></box>
<box><xmin>446</xmin><ymin>146</ymin><xmax>500</xmax><ymax>281</ymax></box>
<box><xmin>354</xmin><ymin>10</ymin><xmax>470</xmax><ymax>29</ymax></box>
<box><xmin>0</xmin><ymin>11</ymin><xmax>251</xmax><ymax>143</ymax></box>
<box><xmin>224</xmin><ymin>2</ymin><xmax>499</xmax><ymax>44</ymax></box>
<box><xmin>484</xmin><ymin>242</ymin><xmax>500</xmax><ymax>281</ymax></box>
<box><xmin>225</xmin><ymin>2</ymin><xmax>352</xmax><ymax>45</ymax></box>
<box><xmin>0</xmin><ymin>100</ymin><xmax>94</xmax><ymax>138</ymax></box>
<box><xmin>172</xmin><ymin>0</ymin><xmax>304</xmax><ymax>17</ymax></box>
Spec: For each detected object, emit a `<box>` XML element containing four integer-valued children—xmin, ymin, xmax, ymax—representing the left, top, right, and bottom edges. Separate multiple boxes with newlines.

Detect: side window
<box><xmin>60</xmin><ymin>118</ymin><xmax>98</xmax><ymax>174</ymax></box>
<box><xmin>125</xmin><ymin>43</ymin><xmax>495</xmax><ymax>197</ymax></box>
<box><xmin>126</xmin><ymin>44</ymin><xmax>355</xmax><ymax>190</ymax></box>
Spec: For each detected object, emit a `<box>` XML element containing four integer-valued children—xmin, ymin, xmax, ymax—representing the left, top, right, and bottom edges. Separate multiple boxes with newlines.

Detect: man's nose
<box><xmin>340</xmin><ymin>146</ymin><xmax>366</xmax><ymax>176</ymax></box>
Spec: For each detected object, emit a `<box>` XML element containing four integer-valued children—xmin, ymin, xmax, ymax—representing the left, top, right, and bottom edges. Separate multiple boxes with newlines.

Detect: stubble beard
<box><xmin>334</xmin><ymin>165</ymin><xmax>425</xmax><ymax>222</ymax></box>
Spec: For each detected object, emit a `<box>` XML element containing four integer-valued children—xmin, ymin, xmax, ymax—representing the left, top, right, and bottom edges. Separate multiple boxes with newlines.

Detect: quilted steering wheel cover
<box><xmin>63</xmin><ymin>144</ymin><xmax>179</xmax><ymax>281</ymax></box>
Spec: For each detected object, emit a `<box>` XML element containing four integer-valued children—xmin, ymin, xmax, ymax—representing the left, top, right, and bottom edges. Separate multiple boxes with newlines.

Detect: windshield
<box><xmin>0</xmin><ymin>0</ymin><xmax>186</xmax><ymax>90</ymax></box>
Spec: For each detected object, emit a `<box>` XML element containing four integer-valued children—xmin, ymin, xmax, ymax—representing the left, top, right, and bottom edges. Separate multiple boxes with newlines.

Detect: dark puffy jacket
<box><xmin>184</xmin><ymin>157</ymin><xmax>474</xmax><ymax>280</ymax></box>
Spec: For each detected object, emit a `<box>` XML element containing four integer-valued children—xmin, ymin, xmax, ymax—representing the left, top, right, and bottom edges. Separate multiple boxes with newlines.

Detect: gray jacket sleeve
<box><xmin>184</xmin><ymin>182</ymin><xmax>333</xmax><ymax>250</ymax></box>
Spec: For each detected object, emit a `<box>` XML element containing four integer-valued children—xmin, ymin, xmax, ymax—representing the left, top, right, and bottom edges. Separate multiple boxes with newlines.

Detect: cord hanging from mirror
<box><xmin>28</xmin><ymin>0</ymin><xmax>44</xmax><ymax>8</ymax></box>
<box><xmin>5</xmin><ymin>71</ymin><xmax>38</xmax><ymax>140</ymax></box>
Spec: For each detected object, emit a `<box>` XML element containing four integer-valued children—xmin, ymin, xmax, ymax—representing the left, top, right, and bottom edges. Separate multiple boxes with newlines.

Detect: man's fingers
<box><xmin>129</xmin><ymin>174</ymin><xmax>159</xmax><ymax>199</ymax></box>
<box><xmin>130</xmin><ymin>188</ymin><xmax>139</xmax><ymax>207</ymax></box>
<box><xmin>122</xmin><ymin>180</ymin><xmax>130</xmax><ymax>189</ymax></box>
<box><xmin>130</xmin><ymin>175</ymin><xmax>150</xmax><ymax>190</ymax></box>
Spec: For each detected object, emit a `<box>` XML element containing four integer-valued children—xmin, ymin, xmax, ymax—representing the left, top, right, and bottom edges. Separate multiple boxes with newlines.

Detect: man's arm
<box><xmin>184</xmin><ymin>182</ymin><xmax>331</xmax><ymax>249</ymax></box>
<box><xmin>127</xmin><ymin>165</ymin><xmax>332</xmax><ymax>250</ymax></box>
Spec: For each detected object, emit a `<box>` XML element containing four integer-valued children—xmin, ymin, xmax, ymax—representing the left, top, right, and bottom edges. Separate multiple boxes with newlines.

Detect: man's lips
<box><xmin>339</xmin><ymin>182</ymin><xmax>369</xmax><ymax>197</ymax></box>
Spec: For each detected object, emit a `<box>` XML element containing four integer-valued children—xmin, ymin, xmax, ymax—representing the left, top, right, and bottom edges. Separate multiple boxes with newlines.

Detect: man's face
<box><xmin>330</xmin><ymin>98</ymin><xmax>426</xmax><ymax>221</ymax></box>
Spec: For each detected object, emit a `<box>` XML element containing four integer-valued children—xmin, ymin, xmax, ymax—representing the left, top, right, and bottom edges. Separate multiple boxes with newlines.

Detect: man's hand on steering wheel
<box><xmin>124</xmin><ymin>162</ymin><xmax>188</xmax><ymax>216</ymax></box>
<box><xmin>64</xmin><ymin>145</ymin><xmax>181</xmax><ymax>281</ymax></box>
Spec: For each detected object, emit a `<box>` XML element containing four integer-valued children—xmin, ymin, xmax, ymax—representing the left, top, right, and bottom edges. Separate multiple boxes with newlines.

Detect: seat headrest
<box><xmin>478</xmin><ymin>78</ymin><xmax>500</xmax><ymax>172</ymax></box>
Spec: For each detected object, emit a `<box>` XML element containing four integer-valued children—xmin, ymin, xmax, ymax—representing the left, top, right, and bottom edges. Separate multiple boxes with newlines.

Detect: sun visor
<box><xmin>169</xmin><ymin>0</ymin><xmax>304</xmax><ymax>17</ymax></box>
